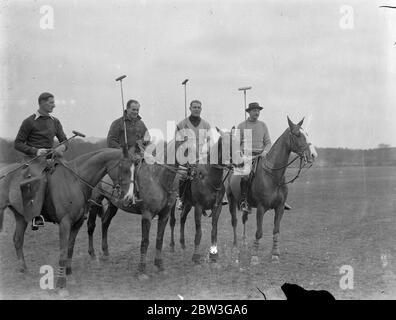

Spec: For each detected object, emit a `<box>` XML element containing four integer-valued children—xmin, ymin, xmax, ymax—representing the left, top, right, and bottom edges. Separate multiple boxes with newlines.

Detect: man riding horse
<box><xmin>237</xmin><ymin>102</ymin><xmax>292</xmax><ymax>213</ymax></box>
<box><xmin>14</xmin><ymin>92</ymin><xmax>68</xmax><ymax>230</ymax></box>
<box><xmin>107</xmin><ymin>99</ymin><xmax>150</xmax><ymax>203</ymax></box>
<box><xmin>175</xmin><ymin>99</ymin><xmax>212</xmax><ymax>209</ymax></box>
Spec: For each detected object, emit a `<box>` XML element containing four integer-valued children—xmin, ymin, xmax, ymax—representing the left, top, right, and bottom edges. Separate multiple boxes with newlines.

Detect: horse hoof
<box><xmin>154</xmin><ymin>259</ymin><xmax>164</xmax><ymax>272</ymax></box>
<box><xmin>18</xmin><ymin>265</ymin><xmax>28</xmax><ymax>273</ymax></box>
<box><xmin>192</xmin><ymin>254</ymin><xmax>201</xmax><ymax>264</ymax></box>
<box><xmin>88</xmin><ymin>252</ymin><xmax>96</xmax><ymax>260</ymax></box>
<box><xmin>56</xmin><ymin>277</ymin><xmax>67</xmax><ymax>289</ymax></box>
<box><xmin>137</xmin><ymin>273</ymin><xmax>149</xmax><ymax>281</ymax></box>
<box><xmin>209</xmin><ymin>253</ymin><xmax>219</xmax><ymax>263</ymax></box>
<box><xmin>251</xmin><ymin>256</ymin><xmax>260</xmax><ymax>265</ymax></box>
<box><xmin>137</xmin><ymin>263</ymin><xmax>146</xmax><ymax>273</ymax></box>
<box><xmin>271</xmin><ymin>255</ymin><xmax>280</xmax><ymax>263</ymax></box>
<box><xmin>100</xmin><ymin>253</ymin><xmax>109</xmax><ymax>261</ymax></box>
<box><xmin>57</xmin><ymin>288</ymin><xmax>70</xmax><ymax>298</ymax></box>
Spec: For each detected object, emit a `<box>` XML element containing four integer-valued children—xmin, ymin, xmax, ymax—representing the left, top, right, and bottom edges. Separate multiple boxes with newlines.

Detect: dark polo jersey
<box><xmin>14</xmin><ymin>112</ymin><xmax>67</xmax><ymax>156</ymax></box>
<box><xmin>107</xmin><ymin>114</ymin><xmax>149</xmax><ymax>149</ymax></box>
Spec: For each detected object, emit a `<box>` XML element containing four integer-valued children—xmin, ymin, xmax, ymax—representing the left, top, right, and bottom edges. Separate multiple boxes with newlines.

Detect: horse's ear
<box><xmin>216</xmin><ymin>127</ymin><xmax>224</xmax><ymax>135</ymax></box>
<box><xmin>287</xmin><ymin>116</ymin><xmax>295</xmax><ymax>129</ymax></box>
<box><xmin>297</xmin><ymin>117</ymin><xmax>304</xmax><ymax>127</ymax></box>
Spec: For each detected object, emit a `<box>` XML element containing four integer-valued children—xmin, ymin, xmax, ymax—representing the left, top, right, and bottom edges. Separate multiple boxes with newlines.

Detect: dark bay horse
<box><xmin>87</xmin><ymin>142</ymin><xmax>180</xmax><ymax>277</ymax></box>
<box><xmin>0</xmin><ymin>147</ymin><xmax>134</xmax><ymax>289</ymax></box>
<box><xmin>226</xmin><ymin>117</ymin><xmax>317</xmax><ymax>262</ymax></box>
<box><xmin>169</xmin><ymin>128</ymin><xmax>236</xmax><ymax>263</ymax></box>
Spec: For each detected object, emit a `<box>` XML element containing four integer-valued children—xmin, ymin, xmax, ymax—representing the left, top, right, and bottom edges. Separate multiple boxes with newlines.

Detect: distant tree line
<box><xmin>1</xmin><ymin>137</ymin><xmax>395</xmax><ymax>167</ymax></box>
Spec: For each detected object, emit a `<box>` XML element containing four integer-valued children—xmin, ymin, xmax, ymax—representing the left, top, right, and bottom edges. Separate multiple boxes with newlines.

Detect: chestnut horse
<box><xmin>226</xmin><ymin>117</ymin><xmax>317</xmax><ymax>262</ymax></box>
<box><xmin>0</xmin><ymin>147</ymin><xmax>133</xmax><ymax>289</ymax></box>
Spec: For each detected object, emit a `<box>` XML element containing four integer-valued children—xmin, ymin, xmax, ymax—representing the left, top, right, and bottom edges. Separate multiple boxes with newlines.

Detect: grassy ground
<box><xmin>1</xmin><ymin>166</ymin><xmax>396</xmax><ymax>299</ymax></box>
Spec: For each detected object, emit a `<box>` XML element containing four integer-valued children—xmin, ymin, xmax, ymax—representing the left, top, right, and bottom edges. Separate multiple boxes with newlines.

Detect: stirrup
<box><xmin>240</xmin><ymin>199</ymin><xmax>250</xmax><ymax>213</ymax></box>
<box><xmin>176</xmin><ymin>198</ymin><xmax>184</xmax><ymax>210</ymax></box>
<box><xmin>32</xmin><ymin>215</ymin><xmax>45</xmax><ymax>230</ymax></box>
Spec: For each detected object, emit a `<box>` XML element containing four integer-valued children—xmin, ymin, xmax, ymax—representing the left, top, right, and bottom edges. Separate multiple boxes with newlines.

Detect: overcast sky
<box><xmin>1</xmin><ymin>0</ymin><xmax>396</xmax><ymax>149</ymax></box>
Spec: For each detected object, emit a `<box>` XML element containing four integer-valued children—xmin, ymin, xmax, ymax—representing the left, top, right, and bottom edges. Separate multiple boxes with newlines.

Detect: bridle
<box><xmin>263</xmin><ymin>130</ymin><xmax>313</xmax><ymax>186</ymax></box>
<box><xmin>59</xmin><ymin>157</ymin><xmax>132</xmax><ymax>203</ymax></box>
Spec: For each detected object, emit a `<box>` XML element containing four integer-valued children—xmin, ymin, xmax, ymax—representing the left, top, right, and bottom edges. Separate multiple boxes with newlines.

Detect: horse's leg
<box><xmin>192</xmin><ymin>205</ymin><xmax>203</xmax><ymax>264</ymax></box>
<box><xmin>138</xmin><ymin>210</ymin><xmax>152</xmax><ymax>276</ymax></box>
<box><xmin>169</xmin><ymin>203</ymin><xmax>176</xmax><ymax>252</ymax></box>
<box><xmin>101</xmin><ymin>202</ymin><xmax>118</xmax><ymax>257</ymax></box>
<box><xmin>228</xmin><ymin>194</ymin><xmax>238</xmax><ymax>247</ymax></box>
<box><xmin>179</xmin><ymin>203</ymin><xmax>192</xmax><ymax>250</ymax></box>
<box><xmin>87</xmin><ymin>204</ymin><xmax>101</xmax><ymax>258</ymax></box>
<box><xmin>56</xmin><ymin>216</ymin><xmax>71</xmax><ymax>289</ymax></box>
<box><xmin>12</xmin><ymin>209</ymin><xmax>28</xmax><ymax>272</ymax></box>
<box><xmin>253</xmin><ymin>205</ymin><xmax>266</xmax><ymax>251</ymax></box>
<box><xmin>271</xmin><ymin>204</ymin><xmax>285</xmax><ymax>262</ymax></box>
<box><xmin>154</xmin><ymin>208</ymin><xmax>170</xmax><ymax>272</ymax></box>
<box><xmin>66</xmin><ymin>217</ymin><xmax>85</xmax><ymax>275</ymax></box>
<box><xmin>242</xmin><ymin>211</ymin><xmax>249</xmax><ymax>245</ymax></box>
<box><xmin>209</xmin><ymin>204</ymin><xmax>222</xmax><ymax>263</ymax></box>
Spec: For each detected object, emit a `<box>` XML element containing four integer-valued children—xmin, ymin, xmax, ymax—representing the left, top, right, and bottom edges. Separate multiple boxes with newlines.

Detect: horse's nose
<box><xmin>309</xmin><ymin>145</ymin><xmax>318</xmax><ymax>160</ymax></box>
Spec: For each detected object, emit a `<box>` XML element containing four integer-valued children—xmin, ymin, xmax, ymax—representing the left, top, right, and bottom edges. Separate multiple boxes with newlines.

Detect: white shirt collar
<box><xmin>34</xmin><ymin>111</ymin><xmax>54</xmax><ymax>120</ymax></box>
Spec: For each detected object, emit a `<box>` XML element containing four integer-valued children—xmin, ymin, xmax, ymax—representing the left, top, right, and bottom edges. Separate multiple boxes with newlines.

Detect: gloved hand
<box><xmin>53</xmin><ymin>144</ymin><xmax>66</xmax><ymax>157</ymax></box>
<box><xmin>36</xmin><ymin>148</ymin><xmax>49</xmax><ymax>156</ymax></box>
<box><xmin>260</xmin><ymin>150</ymin><xmax>268</xmax><ymax>158</ymax></box>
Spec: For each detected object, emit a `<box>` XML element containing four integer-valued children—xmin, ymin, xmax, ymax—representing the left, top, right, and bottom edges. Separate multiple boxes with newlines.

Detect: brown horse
<box><xmin>0</xmin><ymin>147</ymin><xmax>134</xmax><ymax>289</ymax></box>
<box><xmin>87</xmin><ymin>141</ymin><xmax>180</xmax><ymax>277</ymax></box>
<box><xmin>226</xmin><ymin>117</ymin><xmax>318</xmax><ymax>262</ymax></box>
<box><xmin>169</xmin><ymin>128</ymin><xmax>236</xmax><ymax>263</ymax></box>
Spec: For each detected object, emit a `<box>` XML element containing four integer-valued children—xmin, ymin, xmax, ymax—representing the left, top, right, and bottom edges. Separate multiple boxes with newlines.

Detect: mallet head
<box><xmin>115</xmin><ymin>75</ymin><xmax>127</xmax><ymax>82</ymax></box>
<box><xmin>238</xmin><ymin>86</ymin><xmax>252</xmax><ymax>91</ymax></box>
<box><xmin>72</xmin><ymin>130</ymin><xmax>86</xmax><ymax>138</ymax></box>
<box><xmin>182</xmin><ymin>79</ymin><xmax>189</xmax><ymax>85</ymax></box>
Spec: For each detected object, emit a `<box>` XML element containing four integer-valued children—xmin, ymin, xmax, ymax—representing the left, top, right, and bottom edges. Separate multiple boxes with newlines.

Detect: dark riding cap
<box><xmin>245</xmin><ymin>102</ymin><xmax>263</xmax><ymax>112</ymax></box>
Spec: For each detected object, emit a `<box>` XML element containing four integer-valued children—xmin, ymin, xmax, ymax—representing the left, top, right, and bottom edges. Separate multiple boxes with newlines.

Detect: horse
<box><xmin>0</xmin><ymin>147</ymin><xmax>134</xmax><ymax>289</ymax></box>
<box><xmin>86</xmin><ymin>141</ymin><xmax>180</xmax><ymax>277</ymax></box>
<box><xmin>225</xmin><ymin>117</ymin><xmax>318</xmax><ymax>262</ymax></box>
<box><xmin>169</xmin><ymin>128</ymin><xmax>236</xmax><ymax>264</ymax></box>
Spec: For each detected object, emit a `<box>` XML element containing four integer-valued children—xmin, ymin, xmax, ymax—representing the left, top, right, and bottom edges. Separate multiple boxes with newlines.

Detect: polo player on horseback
<box><xmin>14</xmin><ymin>92</ymin><xmax>68</xmax><ymax>230</ymax></box>
<box><xmin>175</xmin><ymin>99</ymin><xmax>212</xmax><ymax>209</ymax></box>
<box><xmin>237</xmin><ymin>102</ymin><xmax>292</xmax><ymax>213</ymax></box>
<box><xmin>107</xmin><ymin>99</ymin><xmax>150</xmax><ymax>203</ymax></box>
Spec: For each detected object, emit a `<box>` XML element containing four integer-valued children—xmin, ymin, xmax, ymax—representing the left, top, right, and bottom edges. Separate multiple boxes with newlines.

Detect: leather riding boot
<box><xmin>240</xmin><ymin>178</ymin><xmax>250</xmax><ymax>212</ymax></box>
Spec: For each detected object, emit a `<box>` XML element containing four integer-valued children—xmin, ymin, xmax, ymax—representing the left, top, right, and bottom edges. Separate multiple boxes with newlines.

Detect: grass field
<box><xmin>1</xmin><ymin>166</ymin><xmax>396</xmax><ymax>299</ymax></box>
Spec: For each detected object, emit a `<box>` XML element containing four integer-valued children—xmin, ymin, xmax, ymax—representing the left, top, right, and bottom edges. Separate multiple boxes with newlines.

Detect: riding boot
<box><xmin>240</xmin><ymin>177</ymin><xmax>250</xmax><ymax>213</ymax></box>
<box><xmin>177</xmin><ymin>176</ymin><xmax>188</xmax><ymax>210</ymax></box>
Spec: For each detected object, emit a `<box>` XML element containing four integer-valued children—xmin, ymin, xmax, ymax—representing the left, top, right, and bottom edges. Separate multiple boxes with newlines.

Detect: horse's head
<box><xmin>106</xmin><ymin>146</ymin><xmax>134</xmax><ymax>200</ymax></box>
<box><xmin>287</xmin><ymin>116</ymin><xmax>318</xmax><ymax>164</ymax></box>
<box><xmin>214</xmin><ymin>126</ymin><xmax>238</xmax><ymax>166</ymax></box>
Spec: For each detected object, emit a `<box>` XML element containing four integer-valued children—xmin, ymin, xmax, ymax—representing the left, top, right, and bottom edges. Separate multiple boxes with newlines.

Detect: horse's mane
<box><xmin>266</xmin><ymin>128</ymin><xmax>290</xmax><ymax>159</ymax></box>
<box><xmin>69</xmin><ymin>148</ymin><xmax>119</xmax><ymax>166</ymax></box>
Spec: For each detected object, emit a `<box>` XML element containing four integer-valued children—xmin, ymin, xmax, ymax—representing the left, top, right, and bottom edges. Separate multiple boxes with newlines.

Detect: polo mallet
<box><xmin>182</xmin><ymin>79</ymin><xmax>189</xmax><ymax>118</ymax></box>
<box><xmin>115</xmin><ymin>75</ymin><xmax>128</xmax><ymax>146</ymax></box>
<box><xmin>238</xmin><ymin>86</ymin><xmax>252</xmax><ymax>126</ymax></box>
<box><xmin>0</xmin><ymin>130</ymin><xmax>86</xmax><ymax>180</ymax></box>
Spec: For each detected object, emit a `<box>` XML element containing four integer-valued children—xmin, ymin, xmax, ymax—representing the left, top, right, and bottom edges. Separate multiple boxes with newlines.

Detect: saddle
<box><xmin>19</xmin><ymin>159</ymin><xmax>57</xmax><ymax>223</ymax></box>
